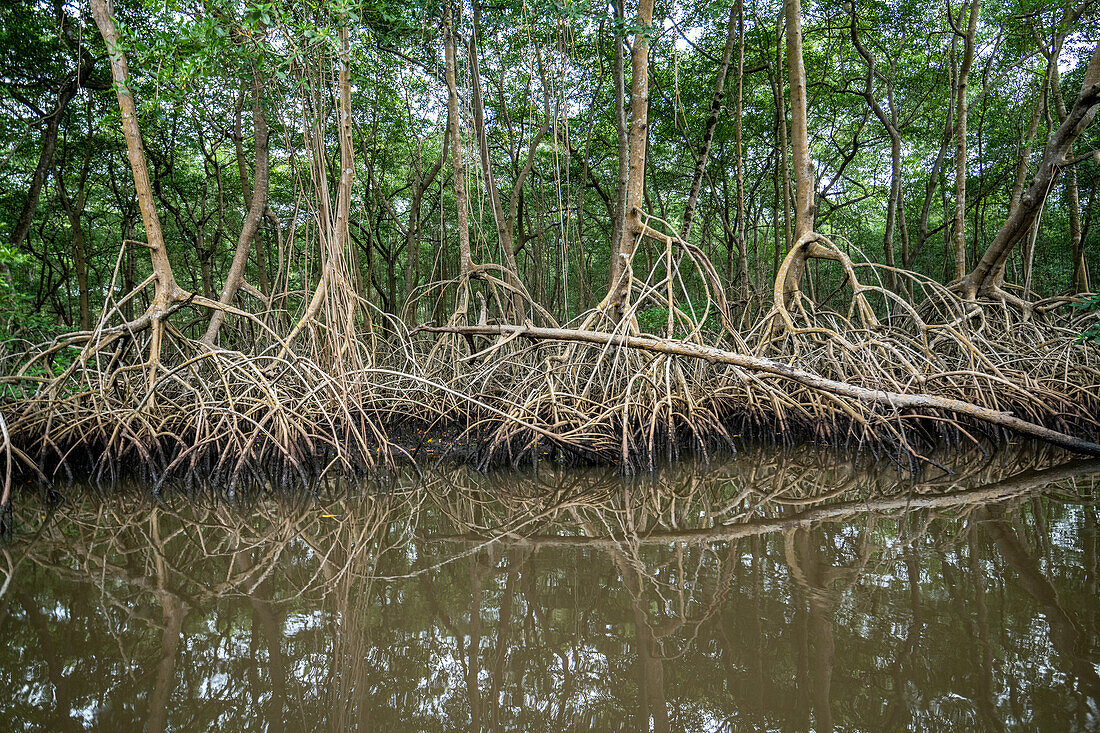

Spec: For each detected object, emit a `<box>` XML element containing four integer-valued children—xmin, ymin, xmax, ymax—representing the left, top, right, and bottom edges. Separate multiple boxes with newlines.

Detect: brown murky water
<box><xmin>1</xmin><ymin>445</ymin><xmax>1098</xmax><ymax>731</ymax></box>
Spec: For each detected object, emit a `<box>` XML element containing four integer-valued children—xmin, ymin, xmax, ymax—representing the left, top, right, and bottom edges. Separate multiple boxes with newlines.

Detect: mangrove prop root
<box><xmin>420</xmin><ymin>323</ymin><xmax>1100</xmax><ymax>456</ymax></box>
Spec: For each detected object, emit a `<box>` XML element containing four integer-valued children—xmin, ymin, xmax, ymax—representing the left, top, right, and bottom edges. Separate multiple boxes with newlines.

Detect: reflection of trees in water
<box><xmin>0</xmin><ymin>445</ymin><xmax>1097</xmax><ymax>730</ymax></box>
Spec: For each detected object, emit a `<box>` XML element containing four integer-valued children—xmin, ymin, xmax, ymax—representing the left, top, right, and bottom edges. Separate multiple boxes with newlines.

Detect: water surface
<box><xmin>1</xmin><ymin>446</ymin><xmax>1098</xmax><ymax>731</ymax></box>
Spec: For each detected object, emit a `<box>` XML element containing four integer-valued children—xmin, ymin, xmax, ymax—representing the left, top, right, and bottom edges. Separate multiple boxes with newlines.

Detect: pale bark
<box><xmin>774</xmin><ymin>11</ymin><xmax>793</xmax><ymax>268</ymax></box>
<box><xmin>606</xmin><ymin>0</ymin><xmax>655</xmax><ymax>321</ymax></box>
<box><xmin>423</xmin><ymin>323</ymin><xmax>1100</xmax><ymax>456</ymax></box>
<box><xmin>333</xmin><ymin>27</ymin><xmax>354</xmax><ymax>277</ymax></box>
<box><xmin>608</xmin><ymin>0</ymin><xmax>630</xmax><ymax>297</ymax></box>
<box><xmin>950</xmin><ymin>0</ymin><xmax>980</xmax><ymax>281</ymax></box>
<box><xmin>849</xmin><ymin>9</ymin><xmax>904</xmax><ymax>290</ymax></box>
<box><xmin>90</xmin><ymin>0</ymin><xmax>180</xmax><ymax>317</ymax></box>
<box><xmin>779</xmin><ymin>0</ymin><xmax>813</xmax><ymax>304</ymax></box>
<box><xmin>468</xmin><ymin>0</ymin><xmax>513</xmax><ymax>273</ymax></box>
<box><xmin>232</xmin><ymin>90</ymin><xmax>272</xmax><ymax>296</ymax></box>
<box><xmin>734</xmin><ymin>2</ymin><xmax>750</xmax><ymax>302</ymax></box>
<box><xmin>988</xmin><ymin>2</ymin><xmax>1090</xmax><ymax>293</ymax></box>
<box><xmin>468</xmin><ymin>0</ymin><xmax>550</xmax><ymax>318</ymax></box>
<box><xmin>912</xmin><ymin>36</ymin><xmax>958</xmax><ymax>267</ymax></box>
<box><xmin>444</xmin><ymin>0</ymin><xmax>474</xmax><ymax>278</ymax></box>
<box><xmin>1050</xmin><ymin>63</ymin><xmax>1088</xmax><ymax>293</ymax></box>
<box><xmin>992</xmin><ymin>77</ymin><xmax>1047</xmax><ymax>288</ymax></box>
<box><xmin>283</xmin><ymin>18</ymin><xmax>359</xmax><ymax>352</ymax></box>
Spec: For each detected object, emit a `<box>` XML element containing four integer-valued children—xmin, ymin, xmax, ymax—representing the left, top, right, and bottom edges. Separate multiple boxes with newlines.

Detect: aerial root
<box><xmin>1</xmin><ymin>223</ymin><xmax>1098</xmax><ymax>485</ymax></box>
<box><xmin>417</xmin><ymin>223</ymin><xmax>1100</xmax><ymax>468</ymax></box>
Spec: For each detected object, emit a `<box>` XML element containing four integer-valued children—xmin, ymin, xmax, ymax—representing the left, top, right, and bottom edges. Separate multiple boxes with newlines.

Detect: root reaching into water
<box><xmin>417</xmin><ymin>214</ymin><xmax>1100</xmax><ymax>469</ymax></box>
<box><xmin>1</xmin><ymin>212</ymin><xmax>1098</xmax><ymax>486</ymax></box>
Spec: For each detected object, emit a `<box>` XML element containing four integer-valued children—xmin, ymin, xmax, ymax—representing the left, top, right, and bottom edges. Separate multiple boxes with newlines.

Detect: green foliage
<box><xmin>1075</xmin><ymin>295</ymin><xmax>1100</xmax><ymax>343</ymax></box>
<box><xmin>0</xmin><ymin>244</ymin><xmax>56</xmax><ymax>341</ymax></box>
<box><xmin>0</xmin><ymin>0</ymin><xmax>1097</xmax><ymax>343</ymax></box>
<box><xmin>636</xmin><ymin>302</ymin><xmax>723</xmax><ymax>338</ymax></box>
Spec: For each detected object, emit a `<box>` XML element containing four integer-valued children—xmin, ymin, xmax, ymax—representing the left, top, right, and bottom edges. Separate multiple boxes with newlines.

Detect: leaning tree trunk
<box><xmin>7</xmin><ymin>9</ymin><xmax>98</xmax><ymax>261</ymax></box>
<box><xmin>962</xmin><ymin>39</ymin><xmax>1100</xmax><ymax>300</ymax></box>
<box><xmin>202</xmin><ymin>66</ymin><xmax>270</xmax><ymax>346</ymax></box>
<box><xmin>231</xmin><ymin>86</ymin><xmax>272</xmax><ymax>296</ymax></box>
<box><xmin>989</xmin><ymin>76</ymin><xmax>1047</xmax><ymax>289</ymax></box>
<box><xmin>10</xmin><ymin>84</ymin><xmax>77</xmax><ymax>255</ymax></box>
<box><xmin>680</xmin><ymin>0</ymin><xmax>739</xmax><ymax>240</ymax></box>
<box><xmin>90</xmin><ymin>0</ymin><xmax>177</xmax><ymax>299</ymax></box>
<box><xmin>423</xmin><ymin>322</ymin><xmax>1100</xmax><ymax>456</ymax></box>
<box><xmin>444</xmin><ymin>0</ymin><xmax>473</xmax><ymax>279</ymax></box>
<box><xmin>90</xmin><ymin>0</ymin><xmax>183</xmax><ymax>383</ymax></box>
<box><xmin>1050</xmin><ymin>64</ymin><xmax>1089</xmax><ymax>294</ymax></box>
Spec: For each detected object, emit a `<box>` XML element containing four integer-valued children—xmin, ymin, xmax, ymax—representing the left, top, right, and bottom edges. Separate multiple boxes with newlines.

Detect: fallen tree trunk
<box><xmin>419</xmin><ymin>323</ymin><xmax>1100</xmax><ymax>456</ymax></box>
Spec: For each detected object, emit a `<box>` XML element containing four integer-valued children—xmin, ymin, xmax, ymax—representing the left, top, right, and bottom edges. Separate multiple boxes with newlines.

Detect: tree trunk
<box><xmin>608</xmin><ymin>0</ymin><xmax>630</xmax><ymax>299</ymax></box>
<box><xmin>962</xmin><ymin>39</ymin><xmax>1100</xmax><ymax>299</ymax></box>
<box><xmin>231</xmin><ymin>90</ymin><xmax>272</xmax><ymax>297</ymax></box>
<box><xmin>606</xmin><ymin>0</ymin><xmax>655</xmax><ymax>321</ymax></box>
<box><xmin>734</xmin><ymin>0</ymin><xmax>749</xmax><ymax>302</ymax></box>
<box><xmin>912</xmin><ymin>36</ymin><xmax>958</xmax><ymax>268</ymax></box>
<box><xmin>779</xmin><ymin>0</ymin><xmax>813</xmax><ymax>304</ymax></box>
<box><xmin>10</xmin><ymin>84</ymin><xmax>79</xmax><ymax>252</ymax></box>
<box><xmin>468</xmin><ymin>0</ymin><xmax>514</xmax><ymax>273</ymax></box>
<box><xmin>90</xmin><ymin>0</ymin><xmax>179</xmax><ymax>319</ymax></box>
<box><xmin>950</xmin><ymin>0</ymin><xmax>980</xmax><ymax>281</ymax></box>
<box><xmin>849</xmin><ymin>7</ymin><xmax>903</xmax><ymax>290</ymax></box>
<box><xmin>680</xmin><ymin>0</ymin><xmax>739</xmax><ymax>239</ymax></box>
<box><xmin>990</xmin><ymin>76</ymin><xmax>1046</xmax><ymax>287</ymax></box>
<box><xmin>444</xmin><ymin>0</ymin><xmax>473</xmax><ymax>279</ymax></box>
<box><xmin>1050</xmin><ymin>63</ymin><xmax>1088</xmax><ymax>293</ymax></box>
<box><xmin>1068</xmin><ymin>164</ymin><xmax>1087</xmax><ymax>292</ymax></box>
<box><xmin>202</xmin><ymin>67</ymin><xmax>269</xmax><ymax>346</ymax></box>
<box><xmin>402</xmin><ymin>148</ymin><xmax>444</xmax><ymax>325</ymax></box>
<box><xmin>56</xmin><ymin>136</ymin><xmax>93</xmax><ymax>331</ymax></box>
<box><xmin>772</xmin><ymin>11</ymin><xmax>793</xmax><ymax>277</ymax></box>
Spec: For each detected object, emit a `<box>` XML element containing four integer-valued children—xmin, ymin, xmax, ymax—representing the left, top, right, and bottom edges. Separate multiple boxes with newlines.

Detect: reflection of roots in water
<box><xmin>5</xmin><ymin>445</ymin><xmax>1097</xmax><ymax>610</ymax></box>
<box><xmin>5</xmin><ymin>448</ymin><xmax>1096</xmax><ymax>730</ymax></box>
<box><xmin>420</xmin><ymin>446</ymin><xmax>1097</xmax><ymax>656</ymax></box>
